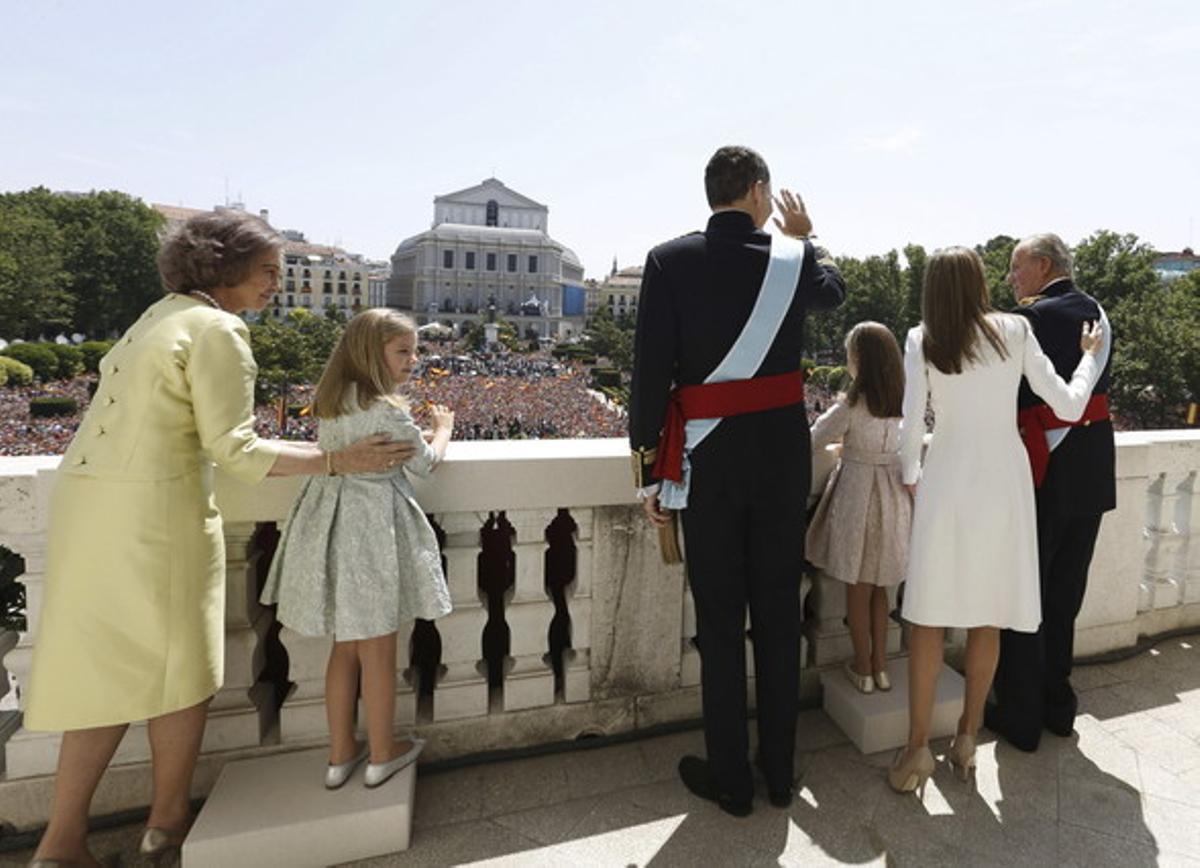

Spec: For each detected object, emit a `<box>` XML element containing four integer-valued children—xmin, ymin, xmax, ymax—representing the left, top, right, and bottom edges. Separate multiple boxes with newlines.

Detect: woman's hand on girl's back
<box><xmin>339</xmin><ymin>434</ymin><xmax>415</xmax><ymax>473</ymax></box>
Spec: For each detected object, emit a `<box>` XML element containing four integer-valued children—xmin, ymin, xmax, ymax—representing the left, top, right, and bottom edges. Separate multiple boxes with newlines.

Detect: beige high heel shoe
<box><xmin>949</xmin><ymin>733</ymin><xmax>977</xmax><ymax>782</ymax></box>
<box><xmin>887</xmin><ymin>745</ymin><xmax>935</xmax><ymax>798</ymax></box>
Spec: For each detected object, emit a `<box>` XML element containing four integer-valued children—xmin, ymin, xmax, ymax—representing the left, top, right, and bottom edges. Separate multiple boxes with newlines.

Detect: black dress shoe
<box><xmin>985</xmin><ymin>702</ymin><xmax>1040</xmax><ymax>752</ymax></box>
<box><xmin>766</xmin><ymin>786</ymin><xmax>794</xmax><ymax>808</ymax></box>
<box><xmin>677</xmin><ymin>755</ymin><xmax>753</xmax><ymax>817</ymax></box>
<box><xmin>1044</xmin><ymin>716</ymin><xmax>1075</xmax><ymax>738</ymax></box>
<box><xmin>753</xmin><ymin>754</ymin><xmax>794</xmax><ymax>807</ymax></box>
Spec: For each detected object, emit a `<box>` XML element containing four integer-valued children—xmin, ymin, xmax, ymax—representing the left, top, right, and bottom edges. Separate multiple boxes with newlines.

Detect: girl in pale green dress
<box><xmin>262</xmin><ymin>309</ymin><xmax>454</xmax><ymax>789</ymax></box>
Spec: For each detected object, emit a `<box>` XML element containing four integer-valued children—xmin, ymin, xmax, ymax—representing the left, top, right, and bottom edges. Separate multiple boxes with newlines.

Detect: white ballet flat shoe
<box><xmin>364</xmin><ymin>738</ymin><xmax>426</xmax><ymax>788</ymax></box>
<box><xmin>844</xmin><ymin>661</ymin><xmax>874</xmax><ymax>694</ymax></box>
<box><xmin>325</xmin><ymin>745</ymin><xmax>369</xmax><ymax>790</ymax></box>
<box><xmin>873</xmin><ymin>668</ymin><xmax>892</xmax><ymax>691</ymax></box>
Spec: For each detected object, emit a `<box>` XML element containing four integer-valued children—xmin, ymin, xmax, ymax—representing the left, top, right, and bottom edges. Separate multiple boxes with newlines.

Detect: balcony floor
<box><xmin>8</xmin><ymin>636</ymin><xmax>1200</xmax><ymax>867</ymax></box>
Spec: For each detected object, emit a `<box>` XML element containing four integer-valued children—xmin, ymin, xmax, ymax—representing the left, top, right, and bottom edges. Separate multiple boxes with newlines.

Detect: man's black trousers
<box><xmin>993</xmin><ymin>509</ymin><xmax>1104</xmax><ymax>751</ymax></box>
<box><xmin>680</xmin><ymin>454</ymin><xmax>805</xmax><ymax>804</ymax></box>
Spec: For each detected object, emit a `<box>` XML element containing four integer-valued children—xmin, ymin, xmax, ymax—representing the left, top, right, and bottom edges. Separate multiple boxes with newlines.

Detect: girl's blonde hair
<box><xmin>312</xmin><ymin>308</ymin><xmax>417</xmax><ymax>419</ymax></box>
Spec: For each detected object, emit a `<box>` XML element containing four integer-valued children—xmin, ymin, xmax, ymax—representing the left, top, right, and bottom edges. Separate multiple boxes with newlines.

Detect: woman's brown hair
<box><xmin>845</xmin><ymin>321</ymin><xmax>904</xmax><ymax>418</ymax></box>
<box><xmin>157</xmin><ymin>210</ymin><xmax>282</xmax><ymax>294</ymax></box>
<box><xmin>312</xmin><ymin>308</ymin><xmax>417</xmax><ymax>419</ymax></box>
<box><xmin>921</xmin><ymin>246</ymin><xmax>1009</xmax><ymax>375</ymax></box>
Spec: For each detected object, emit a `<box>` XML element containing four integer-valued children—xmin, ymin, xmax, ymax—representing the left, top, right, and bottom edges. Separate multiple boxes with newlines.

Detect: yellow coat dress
<box><xmin>23</xmin><ymin>293</ymin><xmax>280</xmax><ymax>731</ymax></box>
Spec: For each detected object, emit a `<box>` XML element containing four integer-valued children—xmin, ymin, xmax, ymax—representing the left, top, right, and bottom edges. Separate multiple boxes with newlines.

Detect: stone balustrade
<box><xmin>0</xmin><ymin>430</ymin><xmax>1196</xmax><ymax>827</ymax></box>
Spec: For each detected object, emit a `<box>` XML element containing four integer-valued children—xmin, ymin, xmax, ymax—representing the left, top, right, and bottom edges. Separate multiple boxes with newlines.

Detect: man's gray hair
<box><xmin>1022</xmin><ymin>233</ymin><xmax>1073</xmax><ymax>278</ymax></box>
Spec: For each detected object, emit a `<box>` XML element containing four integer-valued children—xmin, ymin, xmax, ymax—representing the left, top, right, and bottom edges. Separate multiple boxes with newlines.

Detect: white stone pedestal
<box><xmin>820</xmin><ymin>659</ymin><xmax>963</xmax><ymax>755</ymax></box>
<box><xmin>182</xmin><ymin>746</ymin><xmax>415</xmax><ymax>868</ymax></box>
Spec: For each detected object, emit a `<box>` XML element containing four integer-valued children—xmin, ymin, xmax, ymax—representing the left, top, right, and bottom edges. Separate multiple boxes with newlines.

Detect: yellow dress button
<box><xmin>75</xmin><ymin>456</ymin><xmax>87</xmax><ymax>466</ymax></box>
<box><xmin>105</xmin><ymin>396</ymin><xmax>116</xmax><ymax>405</ymax></box>
<box><xmin>97</xmin><ymin>426</ymin><xmax>106</xmax><ymax>436</ymax></box>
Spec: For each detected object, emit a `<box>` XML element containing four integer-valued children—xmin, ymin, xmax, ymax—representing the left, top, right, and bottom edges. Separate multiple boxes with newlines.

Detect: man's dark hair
<box><xmin>704</xmin><ymin>146</ymin><xmax>770</xmax><ymax>207</ymax></box>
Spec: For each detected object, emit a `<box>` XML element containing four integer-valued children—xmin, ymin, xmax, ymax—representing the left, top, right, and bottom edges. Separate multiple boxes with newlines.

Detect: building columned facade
<box><xmin>387</xmin><ymin>179</ymin><xmax>586</xmax><ymax>339</ymax></box>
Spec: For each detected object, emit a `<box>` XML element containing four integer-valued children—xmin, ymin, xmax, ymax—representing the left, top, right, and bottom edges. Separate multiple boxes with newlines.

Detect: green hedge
<box><xmin>29</xmin><ymin>396</ymin><xmax>78</xmax><ymax>417</ymax></box>
<box><xmin>590</xmin><ymin>367</ymin><xmax>622</xmax><ymax>389</ymax></box>
<box><xmin>3</xmin><ymin>343</ymin><xmax>59</xmax><ymax>381</ymax></box>
<box><xmin>0</xmin><ymin>357</ymin><xmax>34</xmax><ymax>387</ymax></box>
<box><xmin>48</xmin><ymin>344</ymin><xmax>84</xmax><ymax>379</ymax></box>
<box><xmin>79</xmin><ymin>340</ymin><xmax>114</xmax><ymax>374</ymax></box>
<box><xmin>807</xmin><ymin>365</ymin><xmax>849</xmax><ymax>390</ymax></box>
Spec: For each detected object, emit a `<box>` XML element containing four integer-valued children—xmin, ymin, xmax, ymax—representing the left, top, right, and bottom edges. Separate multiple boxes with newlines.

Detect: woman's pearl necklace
<box><xmin>189</xmin><ymin>290</ymin><xmax>223</xmax><ymax>310</ymax></box>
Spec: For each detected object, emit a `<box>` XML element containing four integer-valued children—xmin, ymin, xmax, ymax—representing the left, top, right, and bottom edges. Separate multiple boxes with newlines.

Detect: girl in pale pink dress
<box><xmin>807</xmin><ymin>322</ymin><xmax>911</xmax><ymax>694</ymax></box>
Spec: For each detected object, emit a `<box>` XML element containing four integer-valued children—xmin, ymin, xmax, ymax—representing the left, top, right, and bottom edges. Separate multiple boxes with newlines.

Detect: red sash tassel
<box><xmin>652</xmin><ymin>371</ymin><xmax>805</xmax><ymax>483</ymax></box>
<box><xmin>1019</xmin><ymin>393</ymin><xmax>1109</xmax><ymax>488</ymax></box>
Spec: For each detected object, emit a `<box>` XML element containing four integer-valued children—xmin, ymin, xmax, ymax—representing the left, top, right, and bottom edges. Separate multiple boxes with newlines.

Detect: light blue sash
<box><xmin>659</xmin><ymin>234</ymin><xmax>807</xmax><ymax>509</ymax></box>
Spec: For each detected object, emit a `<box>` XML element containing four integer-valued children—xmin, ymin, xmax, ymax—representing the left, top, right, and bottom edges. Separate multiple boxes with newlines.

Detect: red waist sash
<box><xmin>1018</xmin><ymin>393</ymin><xmax>1109</xmax><ymax>488</ymax></box>
<box><xmin>652</xmin><ymin>371</ymin><xmax>805</xmax><ymax>483</ymax></box>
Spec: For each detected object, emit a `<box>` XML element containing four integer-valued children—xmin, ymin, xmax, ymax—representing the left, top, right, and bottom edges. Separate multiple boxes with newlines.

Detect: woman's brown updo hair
<box><xmin>157</xmin><ymin>210</ymin><xmax>283</xmax><ymax>294</ymax></box>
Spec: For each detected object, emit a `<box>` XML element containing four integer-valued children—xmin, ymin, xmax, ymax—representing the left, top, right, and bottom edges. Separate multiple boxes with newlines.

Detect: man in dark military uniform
<box><xmin>629</xmin><ymin>146</ymin><xmax>845</xmax><ymax>815</ymax></box>
<box><xmin>987</xmin><ymin>232</ymin><xmax>1116</xmax><ymax>752</ymax></box>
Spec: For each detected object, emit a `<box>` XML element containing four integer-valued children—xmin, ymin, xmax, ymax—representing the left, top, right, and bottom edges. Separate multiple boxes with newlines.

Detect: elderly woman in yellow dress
<box><xmin>26</xmin><ymin>210</ymin><xmax>415</xmax><ymax>866</ymax></box>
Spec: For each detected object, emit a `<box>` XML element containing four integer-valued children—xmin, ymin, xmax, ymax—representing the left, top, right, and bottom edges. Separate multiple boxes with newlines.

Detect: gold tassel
<box><xmin>658</xmin><ymin>513</ymin><xmax>683</xmax><ymax>564</ymax></box>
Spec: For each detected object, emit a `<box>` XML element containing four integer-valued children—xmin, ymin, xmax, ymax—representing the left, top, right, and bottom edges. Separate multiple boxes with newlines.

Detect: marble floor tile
<box><xmin>1141</xmin><ymin>793</ymin><xmax>1200</xmax><ymax>860</ymax></box>
<box><xmin>1058</xmin><ymin>774</ymin><xmax>1153</xmax><ymax>844</ymax></box>
<box><xmin>476</xmin><ymin>752</ymin><xmax>571</xmax><ymax>816</ymax></box>
<box><xmin>1057</xmin><ymin>823</ymin><xmax>1162</xmax><ymax>868</ymax></box>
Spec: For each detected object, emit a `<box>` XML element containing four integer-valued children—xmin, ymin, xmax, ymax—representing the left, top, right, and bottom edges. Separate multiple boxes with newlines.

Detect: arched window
<box><xmin>486</xmin><ymin>199</ymin><xmax>498</xmax><ymax>227</ymax></box>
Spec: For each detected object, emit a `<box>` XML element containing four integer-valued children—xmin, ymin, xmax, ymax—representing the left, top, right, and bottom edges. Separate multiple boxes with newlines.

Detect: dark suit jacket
<box><xmin>628</xmin><ymin>210</ymin><xmax>846</xmax><ymax>496</ymax></box>
<box><xmin>1013</xmin><ymin>278</ymin><xmax>1116</xmax><ymax>516</ymax></box>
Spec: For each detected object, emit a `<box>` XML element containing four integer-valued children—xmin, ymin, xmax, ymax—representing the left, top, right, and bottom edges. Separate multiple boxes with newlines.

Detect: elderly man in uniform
<box><xmin>987</xmin><ymin>232</ymin><xmax>1115</xmax><ymax>752</ymax></box>
<box><xmin>629</xmin><ymin>146</ymin><xmax>845</xmax><ymax>815</ymax></box>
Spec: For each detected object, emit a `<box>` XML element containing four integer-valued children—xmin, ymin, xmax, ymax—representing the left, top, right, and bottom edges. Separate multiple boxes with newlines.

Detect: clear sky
<box><xmin>2</xmin><ymin>0</ymin><xmax>1196</xmax><ymax>277</ymax></box>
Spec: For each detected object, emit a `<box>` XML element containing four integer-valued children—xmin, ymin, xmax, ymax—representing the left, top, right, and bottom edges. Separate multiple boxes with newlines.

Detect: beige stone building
<box><xmin>594</xmin><ymin>263</ymin><xmax>643</xmax><ymax>322</ymax></box>
<box><xmin>152</xmin><ymin>202</ymin><xmax>388</xmax><ymax>321</ymax></box>
<box><xmin>387</xmin><ymin>178</ymin><xmax>587</xmax><ymax>339</ymax></box>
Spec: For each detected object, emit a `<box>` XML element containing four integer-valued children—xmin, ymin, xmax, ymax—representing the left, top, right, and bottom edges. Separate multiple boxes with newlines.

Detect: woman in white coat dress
<box><xmin>887</xmin><ymin>247</ymin><xmax>1103</xmax><ymax>797</ymax></box>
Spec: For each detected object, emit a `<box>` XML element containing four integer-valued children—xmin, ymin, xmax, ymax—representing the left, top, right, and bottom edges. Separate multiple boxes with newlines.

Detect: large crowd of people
<box><xmin>0</xmin><ymin>351</ymin><xmax>848</xmax><ymax>456</ymax></box>
<box><xmin>0</xmin><ymin>378</ymin><xmax>95</xmax><ymax>456</ymax></box>
<box><xmin>0</xmin><ymin>350</ymin><xmax>633</xmax><ymax>454</ymax></box>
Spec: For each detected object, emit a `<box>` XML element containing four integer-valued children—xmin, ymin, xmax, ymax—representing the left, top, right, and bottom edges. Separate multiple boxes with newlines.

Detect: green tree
<box><xmin>0</xmin><ymin>204</ymin><xmax>73</xmax><ymax>338</ymax></box>
<box><xmin>0</xmin><ymin>188</ymin><xmax>164</xmax><ymax>338</ymax></box>
<box><xmin>41</xmin><ymin>188</ymin><xmax>164</xmax><ymax>337</ymax></box>
<box><xmin>583</xmin><ymin>306</ymin><xmax>634</xmax><ymax>372</ymax></box>
<box><xmin>1072</xmin><ymin>230</ymin><xmax>1160</xmax><ymax>310</ymax></box>
<box><xmin>460</xmin><ymin>318</ymin><xmax>521</xmax><ymax>352</ymax></box>
<box><xmin>249</xmin><ymin>309</ymin><xmax>345</xmax><ymax>401</ymax></box>
<box><xmin>974</xmin><ymin>235</ymin><xmax>1017</xmax><ymax>311</ymax></box>
<box><xmin>900</xmin><ymin>243</ymin><xmax>927</xmax><ymax>333</ymax></box>
<box><xmin>1107</xmin><ymin>272</ymin><xmax>1200</xmax><ymax>428</ymax></box>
